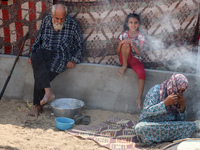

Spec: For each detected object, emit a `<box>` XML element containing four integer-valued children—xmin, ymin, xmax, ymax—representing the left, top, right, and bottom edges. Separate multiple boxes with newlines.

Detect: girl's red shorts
<box><xmin>119</xmin><ymin>51</ymin><xmax>145</xmax><ymax>80</ymax></box>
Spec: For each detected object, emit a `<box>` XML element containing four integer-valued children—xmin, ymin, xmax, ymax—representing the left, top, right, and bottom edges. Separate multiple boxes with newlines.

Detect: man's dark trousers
<box><xmin>31</xmin><ymin>49</ymin><xmax>59</xmax><ymax>105</ymax></box>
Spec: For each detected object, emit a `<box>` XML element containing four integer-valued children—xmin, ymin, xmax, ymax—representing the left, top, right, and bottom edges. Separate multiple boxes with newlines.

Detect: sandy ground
<box><xmin>0</xmin><ymin>98</ymin><xmax>171</xmax><ymax>150</ymax></box>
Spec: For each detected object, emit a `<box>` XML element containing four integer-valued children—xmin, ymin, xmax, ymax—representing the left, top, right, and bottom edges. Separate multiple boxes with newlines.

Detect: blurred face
<box><xmin>51</xmin><ymin>9</ymin><xmax>66</xmax><ymax>31</ymax></box>
<box><xmin>127</xmin><ymin>17</ymin><xmax>139</xmax><ymax>32</ymax></box>
<box><xmin>177</xmin><ymin>88</ymin><xmax>185</xmax><ymax>95</ymax></box>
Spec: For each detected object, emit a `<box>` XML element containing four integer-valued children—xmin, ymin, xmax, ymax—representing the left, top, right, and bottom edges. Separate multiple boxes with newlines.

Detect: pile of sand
<box><xmin>0</xmin><ymin>98</ymin><xmax>170</xmax><ymax>150</ymax></box>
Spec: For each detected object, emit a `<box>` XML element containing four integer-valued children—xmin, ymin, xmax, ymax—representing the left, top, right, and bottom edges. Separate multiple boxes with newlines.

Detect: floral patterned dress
<box><xmin>135</xmin><ymin>84</ymin><xmax>196</xmax><ymax>145</ymax></box>
<box><xmin>118</xmin><ymin>30</ymin><xmax>145</xmax><ymax>61</ymax></box>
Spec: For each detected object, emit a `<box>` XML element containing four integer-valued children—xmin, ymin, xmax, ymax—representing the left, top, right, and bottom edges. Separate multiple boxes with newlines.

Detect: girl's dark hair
<box><xmin>123</xmin><ymin>13</ymin><xmax>140</xmax><ymax>32</ymax></box>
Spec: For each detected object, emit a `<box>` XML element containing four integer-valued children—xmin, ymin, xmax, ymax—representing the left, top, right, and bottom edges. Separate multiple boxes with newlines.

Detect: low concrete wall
<box><xmin>0</xmin><ymin>55</ymin><xmax>200</xmax><ymax>120</ymax></box>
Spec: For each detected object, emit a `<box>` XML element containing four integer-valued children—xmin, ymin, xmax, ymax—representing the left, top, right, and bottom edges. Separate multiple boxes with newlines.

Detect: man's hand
<box><xmin>28</xmin><ymin>57</ymin><xmax>32</xmax><ymax>65</ymax></box>
<box><xmin>164</xmin><ymin>94</ymin><xmax>178</xmax><ymax>106</ymax></box>
<box><xmin>66</xmin><ymin>60</ymin><xmax>75</xmax><ymax>69</ymax></box>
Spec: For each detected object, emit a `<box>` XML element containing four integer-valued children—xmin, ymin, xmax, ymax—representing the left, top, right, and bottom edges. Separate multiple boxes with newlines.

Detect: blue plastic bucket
<box><xmin>55</xmin><ymin>117</ymin><xmax>75</xmax><ymax>130</ymax></box>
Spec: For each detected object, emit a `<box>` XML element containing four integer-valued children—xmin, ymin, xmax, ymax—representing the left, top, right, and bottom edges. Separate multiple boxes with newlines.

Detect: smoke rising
<box><xmin>139</xmin><ymin>12</ymin><xmax>198</xmax><ymax>74</ymax></box>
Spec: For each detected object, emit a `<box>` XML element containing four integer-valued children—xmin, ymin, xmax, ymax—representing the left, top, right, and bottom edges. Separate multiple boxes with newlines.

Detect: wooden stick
<box><xmin>0</xmin><ymin>32</ymin><xmax>29</xmax><ymax>100</ymax></box>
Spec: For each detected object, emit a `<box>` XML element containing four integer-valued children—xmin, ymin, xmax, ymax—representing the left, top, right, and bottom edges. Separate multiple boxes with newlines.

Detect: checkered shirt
<box><xmin>31</xmin><ymin>14</ymin><xmax>84</xmax><ymax>73</ymax></box>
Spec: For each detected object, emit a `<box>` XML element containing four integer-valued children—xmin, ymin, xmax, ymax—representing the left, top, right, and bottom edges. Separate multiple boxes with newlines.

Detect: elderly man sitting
<box><xmin>28</xmin><ymin>4</ymin><xmax>84</xmax><ymax>116</ymax></box>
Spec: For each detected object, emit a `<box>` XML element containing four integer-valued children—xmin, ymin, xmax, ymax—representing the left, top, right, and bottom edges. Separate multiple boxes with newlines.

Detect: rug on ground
<box><xmin>67</xmin><ymin>116</ymin><xmax>142</xmax><ymax>150</ymax></box>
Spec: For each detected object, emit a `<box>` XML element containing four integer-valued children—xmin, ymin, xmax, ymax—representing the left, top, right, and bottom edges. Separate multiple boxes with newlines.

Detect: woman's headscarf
<box><xmin>159</xmin><ymin>73</ymin><xmax>188</xmax><ymax>116</ymax></box>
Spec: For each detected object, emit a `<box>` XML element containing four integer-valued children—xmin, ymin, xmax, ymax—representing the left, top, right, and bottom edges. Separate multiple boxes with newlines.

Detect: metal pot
<box><xmin>50</xmin><ymin>98</ymin><xmax>85</xmax><ymax>118</ymax></box>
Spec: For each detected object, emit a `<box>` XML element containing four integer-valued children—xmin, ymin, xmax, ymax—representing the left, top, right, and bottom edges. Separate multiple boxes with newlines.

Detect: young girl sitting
<box><xmin>116</xmin><ymin>12</ymin><xmax>145</xmax><ymax>109</ymax></box>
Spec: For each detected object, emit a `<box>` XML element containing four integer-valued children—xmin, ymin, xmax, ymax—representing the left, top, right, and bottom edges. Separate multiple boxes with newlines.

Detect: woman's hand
<box><xmin>177</xmin><ymin>94</ymin><xmax>185</xmax><ymax>105</ymax></box>
<box><xmin>178</xmin><ymin>94</ymin><xmax>185</xmax><ymax>113</ymax></box>
<box><xmin>164</xmin><ymin>94</ymin><xmax>178</xmax><ymax>106</ymax></box>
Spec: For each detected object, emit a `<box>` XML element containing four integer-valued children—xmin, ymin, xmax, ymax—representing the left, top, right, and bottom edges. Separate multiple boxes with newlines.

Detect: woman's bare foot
<box><xmin>40</xmin><ymin>88</ymin><xmax>55</xmax><ymax>106</ymax></box>
<box><xmin>137</xmin><ymin>98</ymin><xmax>142</xmax><ymax>110</ymax></box>
<box><xmin>118</xmin><ymin>66</ymin><xmax>127</xmax><ymax>77</ymax></box>
<box><xmin>27</xmin><ymin>105</ymin><xmax>43</xmax><ymax>117</ymax></box>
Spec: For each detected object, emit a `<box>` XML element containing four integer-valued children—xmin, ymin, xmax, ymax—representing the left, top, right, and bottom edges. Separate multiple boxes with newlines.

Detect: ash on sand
<box><xmin>0</xmin><ymin>98</ymin><xmax>169</xmax><ymax>150</ymax></box>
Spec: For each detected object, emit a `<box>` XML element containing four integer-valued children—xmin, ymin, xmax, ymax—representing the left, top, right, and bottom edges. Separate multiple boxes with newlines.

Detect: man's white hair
<box><xmin>51</xmin><ymin>4</ymin><xmax>67</xmax><ymax>15</ymax></box>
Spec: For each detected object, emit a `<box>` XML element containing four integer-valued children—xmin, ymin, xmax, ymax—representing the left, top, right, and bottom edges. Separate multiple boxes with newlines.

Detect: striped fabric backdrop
<box><xmin>55</xmin><ymin>0</ymin><xmax>200</xmax><ymax>73</ymax></box>
<box><xmin>0</xmin><ymin>0</ymin><xmax>200</xmax><ymax>73</ymax></box>
<box><xmin>0</xmin><ymin>0</ymin><xmax>51</xmax><ymax>55</ymax></box>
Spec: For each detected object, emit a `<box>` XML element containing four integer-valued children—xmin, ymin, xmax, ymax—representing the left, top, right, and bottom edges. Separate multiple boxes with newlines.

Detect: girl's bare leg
<box><xmin>118</xmin><ymin>44</ymin><xmax>130</xmax><ymax>76</ymax></box>
<box><xmin>137</xmin><ymin>79</ymin><xmax>145</xmax><ymax>109</ymax></box>
<box><xmin>40</xmin><ymin>88</ymin><xmax>55</xmax><ymax>105</ymax></box>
